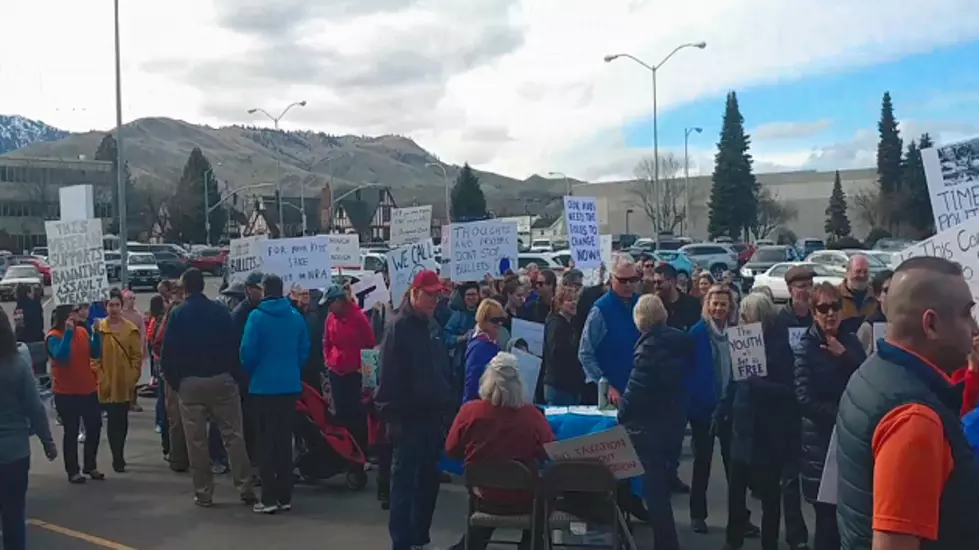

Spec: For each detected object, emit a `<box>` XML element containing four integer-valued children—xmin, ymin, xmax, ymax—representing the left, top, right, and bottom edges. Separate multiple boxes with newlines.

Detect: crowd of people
<box><xmin>0</xmin><ymin>247</ymin><xmax>976</xmax><ymax>550</ymax></box>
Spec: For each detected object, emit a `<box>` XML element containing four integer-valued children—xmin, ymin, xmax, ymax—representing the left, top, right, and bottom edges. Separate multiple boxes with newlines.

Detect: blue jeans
<box><xmin>544</xmin><ymin>385</ymin><xmax>581</xmax><ymax>406</ymax></box>
<box><xmin>0</xmin><ymin>456</ymin><xmax>30</xmax><ymax>550</ymax></box>
<box><xmin>389</xmin><ymin>420</ymin><xmax>444</xmax><ymax>550</ymax></box>
<box><xmin>626</xmin><ymin>424</ymin><xmax>680</xmax><ymax>550</ymax></box>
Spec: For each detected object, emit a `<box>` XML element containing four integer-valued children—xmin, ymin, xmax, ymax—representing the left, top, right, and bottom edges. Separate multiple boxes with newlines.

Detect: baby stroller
<box><xmin>294</xmin><ymin>381</ymin><xmax>368</xmax><ymax>490</ymax></box>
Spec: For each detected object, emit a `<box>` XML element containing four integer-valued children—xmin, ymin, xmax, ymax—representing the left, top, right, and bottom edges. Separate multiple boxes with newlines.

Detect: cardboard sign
<box><xmin>726</xmin><ymin>322</ymin><xmax>768</xmax><ymax>381</ymax></box>
<box><xmin>261</xmin><ymin>236</ymin><xmax>332</xmax><ymax>287</ymax></box>
<box><xmin>45</xmin><ymin>219</ymin><xmax>109</xmax><ymax>306</ymax></box>
<box><xmin>512</xmin><ymin>349</ymin><xmax>542</xmax><ymax>403</ymax></box>
<box><xmin>564</xmin><ymin>196</ymin><xmax>601</xmax><ymax>269</ymax></box>
<box><xmin>544</xmin><ymin>425</ymin><xmax>645</xmax><ymax>480</ymax></box>
<box><xmin>582</xmin><ymin>234</ymin><xmax>613</xmax><ymax>286</ymax></box>
<box><xmin>448</xmin><ymin>219</ymin><xmax>519</xmax><ymax>282</ymax></box>
<box><xmin>894</xmin><ymin>217</ymin><xmax>979</xmax><ymax>320</ymax></box>
<box><xmin>350</xmin><ymin>273</ymin><xmax>390</xmax><ymax>311</ymax></box>
<box><xmin>390</xmin><ymin>205</ymin><xmax>432</xmax><ymax>247</ymax></box>
<box><xmin>511</xmin><ymin>318</ymin><xmax>545</xmax><ymax>357</ymax></box>
<box><xmin>361</xmin><ymin>349</ymin><xmax>380</xmax><ymax>389</ymax></box>
<box><xmin>922</xmin><ymin>137</ymin><xmax>979</xmax><ymax>232</ymax></box>
<box><xmin>227</xmin><ymin>235</ymin><xmax>266</xmax><ymax>284</ymax></box>
<box><xmin>872</xmin><ymin>322</ymin><xmax>886</xmax><ymax>353</ymax></box>
<box><xmin>788</xmin><ymin>327</ymin><xmax>806</xmax><ymax>352</ymax></box>
<box><xmin>386</xmin><ymin>239</ymin><xmax>439</xmax><ymax>305</ymax></box>
<box><xmin>326</xmin><ymin>233</ymin><xmax>361</xmax><ymax>269</ymax></box>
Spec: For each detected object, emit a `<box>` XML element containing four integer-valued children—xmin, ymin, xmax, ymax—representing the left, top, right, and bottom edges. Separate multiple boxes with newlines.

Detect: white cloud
<box><xmin>3</xmin><ymin>0</ymin><xmax>979</xmax><ymax>183</ymax></box>
<box><xmin>752</xmin><ymin>120</ymin><xmax>832</xmax><ymax>141</ymax></box>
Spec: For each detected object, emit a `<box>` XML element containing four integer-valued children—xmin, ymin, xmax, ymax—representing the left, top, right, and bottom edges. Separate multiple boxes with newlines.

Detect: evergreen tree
<box><xmin>825</xmin><ymin>171</ymin><xmax>851</xmax><ymax>240</ymax></box>
<box><xmin>450</xmin><ymin>163</ymin><xmax>488</xmax><ymax>222</ymax></box>
<box><xmin>904</xmin><ymin>133</ymin><xmax>935</xmax><ymax>234</ymax></box>
<box><xmin>708</xmin><ymin>91</ymin><xmax>759</xmax><ymax>239</ymax></box>
<box><xmin>169</xmin><ymin>148</ymin><xmax>225</xmax><ymax>244</ymax></box>
<box><xmin>876</xmin><ymin>92</ymin><xmax>903</xmax><ymax>231</ymax></box>
<box><xmin>94</xmin><ymin>133</ymin><xmax>140</xmax><ymax>238</ymax></box>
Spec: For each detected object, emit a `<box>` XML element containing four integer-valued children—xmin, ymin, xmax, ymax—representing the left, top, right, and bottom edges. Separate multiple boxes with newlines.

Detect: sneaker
<box><xmin>253</xmin><ymin>503</ymin><xmax>279</xmax><ymax>514</ymax></box>
<box><xmin>154</xmin><ymin>424</ymin><xmax>162</xmax><ymax>434</ymax></box>
<box><xmin>78</xmin><ymin>432</ymin><xmax>86</xmax><ymax>443</ymax></box>
<box><xmin>68</xmin><ymin>473</ymin><xmax>87</xmax><ymax>484</ymax></box>
<box><xmin>670</xmin><ymin>476</ymin><xmax>691</xmax><ymax>494</ymax></box>
<box><xmin>194</xmin><ymin>497</ymin><xmax>213</xmax><ymax>508</ymax></box>
<box><xmin>83</xmin><ymin>469</ymin><xmax>105</xmax><ymax>481</ymax></box>
<box><xmin>278</xmin><ymin>502</ymin><xmax>292</xmax><ymax>512</ymax></box>
<box><xmin>742</xmin><ymin>522</ymin><xmax>760</xmax><ymax>539</ymax></box>
<box><xmin>211</xmin><ymin>462</ymin><xmax>229</xmax><ymax>475</ymax></box>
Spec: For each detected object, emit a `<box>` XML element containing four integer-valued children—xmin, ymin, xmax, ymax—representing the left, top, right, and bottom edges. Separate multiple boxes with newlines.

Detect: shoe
<box><xmin>68</xmin><ymin>473</ymin><xmax>87</xmax><ymax>484</ymax></box>
<box><xmin>253</xmin><ymin>503</ymin><xmax>279</xmax><ymax>514</ymax></box>
<box><xmin>278</xmin><ymin>502</ymin><xmax>292</xmax><ymax>512</ymax></box>
<box><xmin>154</xmin><ymin>425</ymin><xmax>162</xmax><ymax>434</ymax></box>
<box><xmin>83</xmin><ymin>469</ymin><xmax>105</xmax><ymax>481</ymax></box>
<box><xmin>78</xmin><ymin>432</ymin><xmax>86</xmax><ymax>443</ymax></box>
<box><xmin>691</xmin><ymin>519</ymin><xmax>709</xmax><ymax>534</ymax></box>
<box><xmin>131</xmin><ymin>404</ymin><xmax>144</xmax><ymax>412</ymax></box>
<box><xmin>194</xmin><ymin>497</ymin><xmax>213</xmax><ymax>508</ymax></box>
<box><xmin>241</xmin><ymin>493</ymin><xmax>258</xmax><ymax>505</ymax></box>
<box><xmin>211</xmin><ymin>462</ymin><xmax>229</xmax><ymax>474</ymax></box>
<box><xmin>670</xmin><ymin>476</ymin><xmax>691</xmax><ymax>494</ymax></box>
<box><xmin>169</xmin><ymin>464</ymin><xmax>189</xmax><ymax>473</ymax></box>
<box><xmin>113</xmin><ymin>464</ymin><xmax>126</xmax><ymax>473</ymax></box>
<box><xmin>742</xmin><ymin>522</ymin><xmax>760</xmax><ymax>538</ymax></box>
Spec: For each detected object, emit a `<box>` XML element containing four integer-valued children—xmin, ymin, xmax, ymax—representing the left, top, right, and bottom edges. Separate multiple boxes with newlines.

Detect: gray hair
<box><xmin>610</xmin><ymin>252</ymin><xmax>636</xmax><ymax>275</ymax></box>
<box><xmin>750</xmin><ymin>285</ymin><xmax>774</xmax><ymax>301</ymax></box>
<box><xmin>633</xmin><ymin>293</ymin><xmax>667</xmax><ymax>332</ymax></box>
<box><xmin>478</xmin><ymin>352</ymin><xmax>525</xmax><ymax>408</ymax></box>
<box><xmin>740</xmin><ymin>292</ymin><xmax>777</xmax><ymax>327</ymax></box>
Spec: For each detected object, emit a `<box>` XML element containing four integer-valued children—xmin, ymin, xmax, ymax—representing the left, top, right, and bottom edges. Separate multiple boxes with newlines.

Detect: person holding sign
<box><xmin>856</xmin><ymin>270</ymin><xmax>892</xmax><ymax>356</ymax></box>
<box><xmin>794</xmin><ymin>282</ymin><xmax>866</xmax><ymax>550</ymax></box>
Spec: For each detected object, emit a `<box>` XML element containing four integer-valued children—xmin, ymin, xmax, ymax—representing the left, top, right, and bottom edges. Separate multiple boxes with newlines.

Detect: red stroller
<box><xmin>294</xmin><ymin>382</ymin><xmax>368</xmax><ymax>490</ymax></box>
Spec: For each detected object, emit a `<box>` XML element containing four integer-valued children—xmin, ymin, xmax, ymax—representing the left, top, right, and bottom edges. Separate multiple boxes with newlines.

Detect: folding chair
<box><xmin>462</xmin><ymin>459</ymin><xmax>539</xmax><ymax>550</ymax></box>
<box><xmin>540</xmin><ymin>459</ymin><xmax>637</xmax><ymax>550</ymax></box>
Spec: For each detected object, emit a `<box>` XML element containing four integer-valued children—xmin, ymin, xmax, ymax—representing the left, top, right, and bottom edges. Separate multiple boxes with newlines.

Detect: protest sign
<box><xmin>512</xmin><ymin>349</ymin><xmax>542</xmax><ymax>403</ymax></box>
<box><xmin>564</xmin><ymin>196</ymin><xmax>601</xmax><ymax>269</ymax></box>
<box><xmin>45</xmin><ymin>219</ymin><xmax>109</xmax><ymax>306</ymax></box>
<box><xmin>788</xmin><ymin>327</ymin><xmax>807</xmax><ymax>352</ymax></box>
<box><xmin>894</xmin><ymin>216</ymin><xmax>979</xmax><ymax>319</ymax></box>
<box><xmin>511</xmin><ymin>318</ymin><xmax>545</xmax><ymax>357</ymax></box>
<box><xmin>390</xmin><ymin>205</ymin><xmax>432</xmax><ymax>247</ymax></box>
<box><xmin>582</xmin><ymin>234</ymin><xmax>614</xmax><ymax>286</ymax></box>
<box><xmin>386</xmin><ymin>238</ymin><xmax>439</xmax><ymax>305</ymax></box>
<box><xmin>872</xmin><ymin>322</ymin><xmax>886</xmax><ymax>353</ymax></box>
<box><xmin>817</xmin><ymin>427</ymin><xmax>839</xmax><ymax>504</ymax></box>
<box><xmin>326</xmin><ymin>233</ymin><xmax>361</xmax><ymax>269</ymax></box>
<box><xmin>544</xmin><ymin>425</ymin><xmax>645</xmax><ymax>480</ymax></box>
<box><xmin>227</xmin><ymin>235</ymin><xmax>267</xmax><ymax>284</ymax></box>
<box><xmin>261</xmin><ymin>236</ymin><xmax>332</xmax><ymax>287</ymax></box>
<box><xmin>361</xmin><ymin>349</ymin><xmax>380</xmax><ymax>389</ymax></box>
<box><xmin>449</xmin><ymin>219</ymin><xmax>519</xmax><ymax>282</ymax></box>
<box><xmin>922</xmin><ymin>137</ymin><xmax>979</xmax><ymax>231</ymax></box>
<box><xmin>726</xmin><ymin>322</ymin><xmax>768</xmax><ymax>381</ymax></box>
<box><xmin>440</xmin><ymin>224</ymin><xmax>452</xmax><ymax>271</ymax></box>
<box><xmin>350</xmin><ymin>273</ymin><xmax>390</xmax><ymax>311</ymax></box>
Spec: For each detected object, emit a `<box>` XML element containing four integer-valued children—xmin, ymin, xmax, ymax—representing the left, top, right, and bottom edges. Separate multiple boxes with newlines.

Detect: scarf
<box><xmin>706</xmin><ymin>318</ymin><xmax>732</xmax><ymax>399</ymax></box>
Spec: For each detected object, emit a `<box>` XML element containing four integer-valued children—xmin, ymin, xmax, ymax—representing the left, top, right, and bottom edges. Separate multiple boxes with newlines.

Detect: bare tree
<box><xmin>750</xmin><ymin>188</ymin><xmax>797</xmax><ymax>239</ymax></box>
<box><xmin>631</xmin><ymin>153</ymin><xmax>687</xmax><ymax>233</ymax></box>
<box><xmin>853</xmin><ymin>188</ymin><xmax>882</xmax><ymax>230</ymax></box>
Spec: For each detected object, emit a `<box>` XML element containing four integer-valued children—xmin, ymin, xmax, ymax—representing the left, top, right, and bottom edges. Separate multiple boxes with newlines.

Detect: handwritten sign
<box><xmin>449</xmin><ymin>219</ymin><xmax>519</xmax><ymax>282</ymax></box>
<box><xmin>511</xmin><ymin>318</ymin><xmax>545</xmax><ymax>357</ymax></box>
<box><xmin>512</xmin><ymin>349</ymin><xmax>542</xmax><ymax>403</ymax></box>
<box><xmin>386</xmin><ymin>238</ymin><xmax>439</xmax><ymax>305</ymax></box>
<box><xmin>361</xmin><ymin>349</ymin><xmax>380</xmax><ymax>389</ymax></box>
<box><xmin>227</xmin><ymin>235</ymin><xmax>266</xmax><ymax>284</ymax></box>
<box><xmin>872</xmin><ymin>322</ymin><xmax>886</xmax><ymax>353</ymax></box>
<box><xmin>45</xmin><ymin>219</ymin><xmax>109</xmax><ymax>306</ymax></box>
<box><xmin>583</xmin><ymin>235</ymin><xmax>614</xmax><ymax>286</ymax></box>
<box><xmin>390</xmin><ymin>205</ymin><xmax>432</xmax><ymax>247</ymax></box>
<box><xmin>922</xmin><ymin>137</ymin><xmax>979</xmax><ymax>231</ymax></box>
<box><xmin>544</xmin><ymin>425</ymin><xmax>645</xmax><ymax>480</ymax></box>
<box><xmin>350</xmin><ymin>273</ymin><xmax>390</xmax><ymax>311</ymax></box>
<box><xmin>726</xmin><ymin>322</ymin><xmax>768</xmax><ymax>381</ymax></box>
<box><xmin>326</xmin><ymin>233</ymin><xmax>361</xmax><ymax>269</ymax></box>
<box><xmin>564</xmin><ymin>196</ymin><xmax>601</xmax><ymax>269</ymax></box>
<box><xmin>261</xmin><ymin>236</ymin><xmax>332</xmax><ymax>287</ymax></box>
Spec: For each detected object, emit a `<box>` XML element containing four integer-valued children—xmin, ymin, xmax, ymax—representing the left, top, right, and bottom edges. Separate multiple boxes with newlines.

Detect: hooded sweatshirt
<box><xmin>323</xmin><ymin>303</ymin><xmax>375</xmax><ymax>376</ymax></box>
<box><xmin>240</xmin><ymin>297</ymin><xmax>310</xmax><ymax>395</ymax></box>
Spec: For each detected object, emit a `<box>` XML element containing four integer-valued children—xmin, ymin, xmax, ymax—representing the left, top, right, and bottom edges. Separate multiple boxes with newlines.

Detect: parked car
<box><xmin>731</xmin><ymin>242</ymin><xmax>754</xmax><ymax>266</ymax></box>
<box><xmin>517</xmin><ymin>253</ymin><xmax>564</xmax><ymax>274</ymax></box>
<box><xmin>651</xmin><ymin>250</ymin><xmax>695</xmax><ymax>278</ymax></box>
<box><xmin>191</xmin><ymin>247</ymin><xmax>228</xmax><ymax>275</ymax></box>
<box><xmin>530</xmin><ymin>239</ymin><xmax>554</xmax><ymax>253</ymax></box>
<box><xmin>0</xmin><ymin>254</ymin><xmax>9</xmax><ymax>277</ymax></box>
<box><xmin>866</xmin><ymin>250</ymin><xmax>898</xmax><ymax>268</ymax></box>
<box><xmin>0</xmin><ymin>265</ymin><xmax>44</xmax><ymax>301</ymax></box>
<box><xmin>30</xmin><ymin>246</ymin><xmax>48</xmax><ymax>261</ymax></box>
<box><xmin>797</xmin><ymin>237</ymin><xmax>826</xmax><ymax>258</ymax></box>
<box><xmin>678</xmin><ymin>243</ymin><xmax>739</xmax><ymax>277</ymax></box>
<box><xmin>127</xmin><ymin>253</ymin><xmax>163</xmax><ymax>291</ymax></box>
<box><xmin>104</xmin><ymin>251</ymin><xmax>123</xmax><ymax>282</ymax></box>
<box><xmin>754</xmin><ymin>239</ymin><xmax>775</xmax><ymax>246</ymax></box>
<box><xmin>750</xmin><ymin>262</ymin><xmax>844</xmax><ymax>302</ymax></box>
<box><xmin>739</xmin><ymin>245</ymin><xmax>802</xmax><ymax>290</ymax></box>
<box><xmin>873</xmin><ymin>238</ymin><xmax>915</xmax><ymax>252</ymax></box>
<box><xmin>152</xmin><ymin>250</ymin><xmax>190</xmax><ymax>278</ymax></box>
<box><xmin>330</xmin><ymin>252</ymin><xmax>388</xmax><ymax>282</ymax></box>
<box><xmin>804</xmin><ymin>249</ymin><xmax>890</xmax><ymax>276</ymax></box>
<box><xmin>18</xmin><ymin>257</ymin><xmax>52</xmax><ymax>286</ymax></box>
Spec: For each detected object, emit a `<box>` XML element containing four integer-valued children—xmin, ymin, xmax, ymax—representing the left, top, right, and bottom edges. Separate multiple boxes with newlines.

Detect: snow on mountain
<box><xmin>0</xmin><ymin>115</ymin><xmax>71</xmax><ymax>154</ymax></box>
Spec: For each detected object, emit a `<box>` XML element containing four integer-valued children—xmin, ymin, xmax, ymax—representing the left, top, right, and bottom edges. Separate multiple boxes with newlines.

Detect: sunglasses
<box><xmin>814</xmin><ymin>302</ymin><xmax>842</xmax><ymax>314</ymax></box>
<box><xmin>615</xmin><ymin>275</ymin><xmax>641</xmax><ymax>284</ymax></box>
<box><xmin>489</xmin><ymin>316</ymin><xmax>507</xmax><ymax>325</ymax></box>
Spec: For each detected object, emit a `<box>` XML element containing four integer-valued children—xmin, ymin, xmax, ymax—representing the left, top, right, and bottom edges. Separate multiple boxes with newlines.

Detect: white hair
<box><xmin>610</xmin><ymin>252</ymin><xmax>636</xmax><ymax>275</ymax></box>
<box><xmin>847</xmin><ymin>254</ymin><xmax>869</xmax><ymax>269</ymax></box>
<box><xmin>478</xmin><ymin>352</ymin><xmax>525</xmax><ymax>408</ymax></box>
<box><xmin>633</xmin><ymin>293</ymin><xmax>667</xmax><ymax>333</ymax></box>
<box><xmin>740</xmin><ymin>292</ymin><xmax>777</xmax><ymax>326</ymax></box>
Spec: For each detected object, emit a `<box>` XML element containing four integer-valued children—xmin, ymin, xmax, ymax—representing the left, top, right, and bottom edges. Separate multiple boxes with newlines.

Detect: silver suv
<box><xmin>678</xmin><ymin>243</ymin><xmax>739</xmax><ymax>277</ymax></box>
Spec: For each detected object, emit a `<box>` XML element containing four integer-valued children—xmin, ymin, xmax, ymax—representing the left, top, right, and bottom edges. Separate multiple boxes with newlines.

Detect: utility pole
<box><xmin>114</xmin><ymin>0</ymin><xmax>128</xmax><ymax>287</ymax></box>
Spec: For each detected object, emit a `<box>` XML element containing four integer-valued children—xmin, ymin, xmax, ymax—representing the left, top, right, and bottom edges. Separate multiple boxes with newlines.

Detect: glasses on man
<box><xmin>814</xmin><ymin>301</ymin><xmax>842</xmax><ymax>314</ymax></box>
<box><xmin>615</xmin><ymin>275</ymin><xmax>641</xmax><ymax>284</ymax></box>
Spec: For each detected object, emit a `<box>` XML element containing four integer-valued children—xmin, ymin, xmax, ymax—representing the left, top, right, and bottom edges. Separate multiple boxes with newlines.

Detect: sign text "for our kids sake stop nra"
<box><xmin>564</xmin><ymin>196</ymin><xmax>601</xmax><ymax>269</ymax></box>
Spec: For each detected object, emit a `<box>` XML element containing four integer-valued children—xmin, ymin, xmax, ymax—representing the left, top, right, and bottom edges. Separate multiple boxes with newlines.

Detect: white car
<box><xmin>331</xmin><ymin>252</ymin><xmax>389</xmax><ymax>280</ymax></box>
<box><xmin>750</xmin><ymin>262</ymin><xmax>843</xmax><ymax>302</ymax></box>
<box><xmin>517</xmin><ymin>253</ymin><xmax>564</xmax><ymax>274</ymax></box>
<box><xmin>805</xmin><ymin>249</ymin><xmax>890</xmax><ymax>276</ymax></box>
<box><xmin>0</xmin><ymin>265</ymin><xmax>44</xmax><ymax>301</ymax></box>
<box><xmin>126</xmin><ymin>253</ymin><xmax>163</xmax><ymax>290</ymax></box>
<box><xmin>530</xmin><ymin>239</ymin><xmax>554</xmax><ymax>253</ymax></box>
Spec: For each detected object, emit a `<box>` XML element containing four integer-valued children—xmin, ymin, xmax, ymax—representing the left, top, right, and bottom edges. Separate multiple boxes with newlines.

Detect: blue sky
<box><xmin>621</xmin><ymin>39</ymin><xmax>979</xmax><ymax>173</ymax></box>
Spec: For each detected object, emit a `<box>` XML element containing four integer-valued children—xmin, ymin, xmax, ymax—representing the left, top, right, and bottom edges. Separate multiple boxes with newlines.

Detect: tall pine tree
<box><xmin>825</xmin><ymin>171</ymin><xmax>851</xmax><ymax>240</ymax></box>
<box><xmin>876</xmin><ymin>92</ymin><xmax>903</xmax><ymax>232</ymax></box>
<box><xmin>904</xmin><ymin>133</ymin><xmax>935</xmax><ymax>235</ymax></box>
<box><xmin>450</xmin><ymin>163</ymin><xmax>488</xmax><ymax>222</ymax></box>
<box><xmin>708</xmin><ymin>91</ymin><xmax>759</xmax><ymax>239</ymax></box>
<box><xmin>169</xmin><ymin>148</ymin><xmax>225</xmax><ymax>244</ymax></box>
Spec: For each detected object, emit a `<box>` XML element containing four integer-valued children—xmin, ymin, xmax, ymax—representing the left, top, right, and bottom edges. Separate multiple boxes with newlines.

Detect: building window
<box><xmin>382</xmin><ymin>206</ymin><xmax>390</xmax><ymax>223</ymax></box>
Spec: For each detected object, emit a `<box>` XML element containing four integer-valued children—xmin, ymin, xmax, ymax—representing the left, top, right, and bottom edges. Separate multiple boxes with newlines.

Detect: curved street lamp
<box><xmin>247</xmin><ymin>101</ymin><xmax>307</xmax><ymax>236</ymax></box>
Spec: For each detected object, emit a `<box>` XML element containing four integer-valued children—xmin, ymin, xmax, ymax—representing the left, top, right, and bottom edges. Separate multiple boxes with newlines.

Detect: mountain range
<box><xmin>0</xmin><ymin>115</ymin><xmax>569</xmax><ymax>218</ymax></box>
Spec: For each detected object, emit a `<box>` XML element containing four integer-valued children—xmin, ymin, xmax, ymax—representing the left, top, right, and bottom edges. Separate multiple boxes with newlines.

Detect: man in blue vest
<box><xmin>836</xmin><ymin>256</ymin><xmax>979</xmax><ymax>550</ymax></box>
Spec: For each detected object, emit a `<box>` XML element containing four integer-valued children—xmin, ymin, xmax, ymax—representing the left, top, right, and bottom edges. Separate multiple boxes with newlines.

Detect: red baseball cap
<box><xmin>412</xmin><ymin>270</ymin><xmax>446</xmax><ymax>293</ymax></box>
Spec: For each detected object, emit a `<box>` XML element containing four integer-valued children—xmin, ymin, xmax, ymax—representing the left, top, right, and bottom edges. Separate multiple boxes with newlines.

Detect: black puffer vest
<box><xmin>836</xmin><ymin>342</ymin><xmax>979</xmax><ymax>549</ymax></box>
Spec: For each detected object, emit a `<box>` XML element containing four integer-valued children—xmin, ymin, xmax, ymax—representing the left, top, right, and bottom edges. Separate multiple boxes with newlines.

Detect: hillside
<box><xmin>0</xmin><ymin>114</ymin><xmax>71</xmax><ymax>154</ymax></box>
<box><xmin>3</xmin><ymin>116</ymin><xmax>567</xmax><ymax>217</ymax></box>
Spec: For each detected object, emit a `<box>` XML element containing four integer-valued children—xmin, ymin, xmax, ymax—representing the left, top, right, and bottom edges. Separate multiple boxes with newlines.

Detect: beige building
<box><xmin>572</xmin><ymin>167</ymin><xmax>878</xmax><ymax>241</ymax></box>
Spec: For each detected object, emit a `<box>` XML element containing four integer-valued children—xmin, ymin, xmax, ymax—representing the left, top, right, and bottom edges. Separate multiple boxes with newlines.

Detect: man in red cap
<box><xmin>375</xmin><ymin>270</ymin><xmax>456</xmax><ymax>550</ymax></box>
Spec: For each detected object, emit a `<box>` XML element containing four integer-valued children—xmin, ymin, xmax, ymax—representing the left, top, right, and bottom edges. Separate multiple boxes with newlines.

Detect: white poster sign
<box><xmin>326</xmin><ymin>233</ymin><xmax>361</xmax><ymax>269</ymax></box>
<box><xmin>788</xmin><ymin>327</ymin><xmax>807</xmax><ymax>352</ymax></box>
<box><xmin>511</xmin><ymin>318</ymin><xmax>545</xmax><ymax>357</ymax></box>
<box><xmin>350</xmin><ymin>273</ymin><xmax>390</xmax><ymax>311</ymax></box>
<box><xmin>544</xmin><ymin>425</ymin><xmax>645</xmax><ymax>480</ymax></box>
<box><xmin>440</xmin><ymin>224</ymin><xmax>452</xmax><ymax>270</ymax></box>
<box><xmin>583</xmin><ymin>235</ymin><xmax>614</xmax><ymax>286</ymax></box>
<box><xmin>817</xmin><ymin>427</ymin><xmax>839</xmax><ymax>504</ymax></box>
<box><xmin>449</xmin><ymin>219</ymin><xmax>519</xmax><ymax>282</ymax></box>
<box><xmin>512</xmin><ymin>349</ymin><xmax>542</xmax><ymax>403</ymax></box>
<box><xmin>922</xmin><ymin>137</ymin><xmax>979</xmax><ymax>231</ymax></box>
<box><xmin>390</xmin><ymin>205</ymin><xmax>432</xmax><ymax>247</ymax></box>
<box><xmin>726</xmin><ymin>322</ymin><xmax>768</xmax><ymax>381</ymax></box>
<box><xmin>872</xmin><ymin>322</ymin><xmax>887</xmax><ymax>353</ymax></box>
<box><xmin>227</xmin><ymin>235</ymin><xmax>267</xmax><ymax>284</ymax></box>
<box><xmin>45</xmin><ymin>219</ymin><xmax>109</xmax><ymax>306</ymax></box>
<box><xmin>564</xmin><ymin>196</ymin><xmax>602</xmax><ymax>269</ymax></box>
<box><xmin>58</xmin><ymin>185</ymin><xmax>94</xmax><ymax>221</ymax></box>
<box><xmin>386</xmin><ymin>239</ymin><xmax>439</xmax><ymax>304</ymax></box>
<box><xmin>261</xmin><ymin>236</ymin><xmax>332</xmax><ymax>288</ymax></box>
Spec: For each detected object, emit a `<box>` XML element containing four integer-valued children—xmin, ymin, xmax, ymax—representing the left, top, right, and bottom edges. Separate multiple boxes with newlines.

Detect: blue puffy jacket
<box><xmin>685</xmin><ymin>319</ymin><xmax>720</xmax><ymax>421</ymax></box>
<box><xmin>240</xmin><ymin>297</ymin><xmax>310</xmax><ymax>395</ymax></box>
<box><xmin>463</xmin><ymin>333</ymin><xmax>499</xmax><ymax>402</ymax></box>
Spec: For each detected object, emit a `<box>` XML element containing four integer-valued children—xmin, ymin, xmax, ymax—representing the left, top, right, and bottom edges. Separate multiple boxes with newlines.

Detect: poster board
<box><xmin>227</xmin><ymin>235</ymin><xmax>267</xmax><ymax>284</ymax></box>
<box><xmin>582</xmin><ymin>235</ymin><xmax>614</xmax><ymax>286</ymax></box>
<box><xmin>788</xmin><ymin>326</ymin><xmax>807</xmax><ymax>353</ymax></box>
<box><xmin>390</xmin><ymin>205</ymin><xmax>432</xmax><ymax>247</ymax></box>
<box><xmin>511</xmin><ymin>318</ymin><xmax>545</xmax><ymax>357</ymax></box>
<box><xmin>921</xmin><ymin>137</ymin><xmax>979</xmax><ymax>232</ymax></box>
<box><xmin>726</xmin><ymin>322</ymin><xmax>768</xmax><ymax>381</ymax></box>
<box><xmin>871</xmin><ymin>322</ymin><xmax>886</xmax><ymax>353</ymax></box>
<box><xmin>563</xmin><ymin>196</ymin><xmax>602</xmax><ymax>269</ymax></box>
<box><xmin>45</xmin><ymin>219</ymin><xmax>110</xmax><ymax>306</ymax></box>
<box><xmin>350</xmin><ymin>273</ymin><xmax>390</xmax><ymax>311</ymax></box>
<box><xmin>326</xmin><ymin>233</ymin><xmax>361</xmax><ymax>270</ymax></box>
<box><xmin>543</xmin><ymin>425</ymin><xmax>645</xmax><ymax>479</ymax></box>
<box><xmin>361</xmin><ymin>349</ymin><xmax>380</xmax><ymax>389</ymax></box>
<box><xmin>512</xmin><ymin>349</ymin><xmax>542</xmax><ymax>403</ymax></box>
<box><xmin>386</xmin><ymin>238</ymin><xmax>439</xmax><ymax>305</ymax></box>
<box><xmin>260</xmin><ymin>236</ymin><xmax>332</xmax><ymax>287</ymax></box>
<box><xmin>448</xmin><ymin>219</ymin><xmax>519</xmax><ymax>282</ymax></box>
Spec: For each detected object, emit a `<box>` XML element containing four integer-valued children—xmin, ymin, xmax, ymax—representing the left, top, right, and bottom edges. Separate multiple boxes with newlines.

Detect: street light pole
<box><xmin>247</xmin><ymin>101</ymin><xmax>307</xmax><ymax>237</ymax></box>
<box><xmin>328</xmin><ymin>182</ymin><xmax>387</xmax><ymax>234</ymax></box>
<box><xmin>683</xmin><ymin>127</ymin><xmax>703</xmax><ymax>236</ymax></box>
<box><xmin>604</xmin><ymin>42</ymin><xmax>707</xmax><ymax>233</ymax></box>
<box><xmin>548</xmin><ymin>171</ymin><xmax>572</xmax><ymax>196</ymax></box>
<box><xmin>113</xmin><ymin>0</ymin><xmax>128</xmax><ymax>288</ymax></box>
<box><xmin>426</xmin><ymin>162</ymin><xmax>450</xmax><ymax>221</ymax></box>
